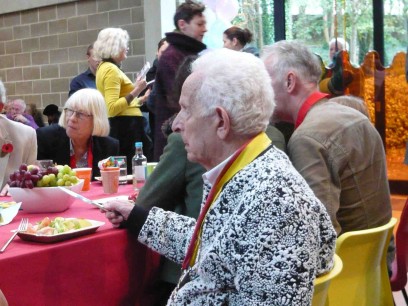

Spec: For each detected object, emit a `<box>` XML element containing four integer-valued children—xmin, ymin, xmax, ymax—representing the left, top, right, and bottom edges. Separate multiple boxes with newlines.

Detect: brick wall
<box><xmin>0</xmin><ymin>0</ymin><xmax>145</xmax><ymax>112</ymax></box>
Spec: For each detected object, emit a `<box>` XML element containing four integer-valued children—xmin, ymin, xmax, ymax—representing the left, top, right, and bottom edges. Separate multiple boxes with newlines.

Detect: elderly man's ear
<box><xmin>286</xmin><ymin>73</ymin><xmax>296</xmax><ymax>92</ymax></box>
<box><xmin>215</xmin><ymin>107</ymin><xmax>231</xmax><ymax>140</ymax></box>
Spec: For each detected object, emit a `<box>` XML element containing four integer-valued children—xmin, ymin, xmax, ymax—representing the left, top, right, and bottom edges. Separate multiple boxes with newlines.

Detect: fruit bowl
<box><xmin>8</xmin><ymin>180</ymin><xmax>84</xmax><ymax>213</ymax></box>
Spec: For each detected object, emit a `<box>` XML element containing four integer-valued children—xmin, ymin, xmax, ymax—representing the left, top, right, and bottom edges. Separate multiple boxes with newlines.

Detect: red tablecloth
<box><xmin>0</xmin><ymin>182</ymin><xmax>160</xmax><ymax>306</ymax></box>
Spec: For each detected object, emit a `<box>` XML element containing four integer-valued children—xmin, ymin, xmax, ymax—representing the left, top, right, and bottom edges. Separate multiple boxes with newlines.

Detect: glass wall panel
<box><xmin>285</xmin><ymin>0</ymin><xmax>374</xmax><ymax>67</ymax></box>
<box><xmin>231</xmin><ymin>0</ymin><xmax>275</xmax><ymax>50</ymax></box>
<box><xmin>196</xmin><ymin>0</ymin><xmax>408</xmax><ymax>184</ymax></box>
<box><xmin>383</xmin><ymin>0</ymin><xmax>407</xmax><ymax>66</ymax></box>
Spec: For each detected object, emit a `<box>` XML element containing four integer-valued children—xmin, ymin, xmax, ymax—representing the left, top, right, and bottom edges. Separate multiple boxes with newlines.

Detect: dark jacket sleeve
<box><xmin>36</xmin><ymin>125</ymin><xmax>70</xmax><ymax>166</ymax></box>
<box><xmin>155</xmin><ymin>50</ymin><xmax>181</xmax><ymax>99</ymax></box>
<box><xmin>146</xmin><ymin>83</ymin><xmax>157</xmax><ymax>113</ymax></box>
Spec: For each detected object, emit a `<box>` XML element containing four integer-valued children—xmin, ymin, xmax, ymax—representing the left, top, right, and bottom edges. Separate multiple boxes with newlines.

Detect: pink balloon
<box><xmin>216</xmin><ymin>0</ymin><xmax>239</xmax><ymax>23</ymax></box>
<box><xmin>203</xmin><ymin>0</ymin><xmax>217</xmax><ymax>11</ymax></box>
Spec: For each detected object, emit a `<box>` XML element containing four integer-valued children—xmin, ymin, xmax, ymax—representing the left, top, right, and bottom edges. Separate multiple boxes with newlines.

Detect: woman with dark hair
<box><xmin>223</xmin><ymin>26</ymin><xmax>259</xmax><ymax>56</ymax></box>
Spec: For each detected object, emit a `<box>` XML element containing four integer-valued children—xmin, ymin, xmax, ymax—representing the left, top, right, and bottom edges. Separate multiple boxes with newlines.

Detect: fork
<box><xmin>0</xmin><ymin>218</ymin><xmax>29</xmax><ymax>253</ymax></box>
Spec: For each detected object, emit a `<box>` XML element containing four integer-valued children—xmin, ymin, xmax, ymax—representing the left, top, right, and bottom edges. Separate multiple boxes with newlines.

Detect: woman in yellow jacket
<box><xmin>94</xmin><ymin>27</ymin><xmax>149</xmax><ymax>173</ymax></box>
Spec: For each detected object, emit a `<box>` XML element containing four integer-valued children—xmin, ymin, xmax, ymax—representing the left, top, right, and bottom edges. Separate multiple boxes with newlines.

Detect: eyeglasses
<box><xmin>64</xmin><ymin>108</ymin><xmax>93</xmax><ymax>120</ymax></box>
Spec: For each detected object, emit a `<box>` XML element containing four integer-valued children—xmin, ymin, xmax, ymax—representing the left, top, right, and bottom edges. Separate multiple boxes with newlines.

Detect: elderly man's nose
<box><xmin>172</xmin><ymin>114</ymin><xmax>182</xmax><ymax>132</ymax></box>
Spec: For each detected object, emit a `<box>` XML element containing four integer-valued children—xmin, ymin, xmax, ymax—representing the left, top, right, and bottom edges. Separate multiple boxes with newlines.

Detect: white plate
<box><xmin>94</xmin><ymin>174</ymin><xmax>132</xmax><ymax>183</ymax></box>
<box><xmin>17</xmin><ymin>219</ymin><xmax>105</xmax><ymax>243</ymax></box>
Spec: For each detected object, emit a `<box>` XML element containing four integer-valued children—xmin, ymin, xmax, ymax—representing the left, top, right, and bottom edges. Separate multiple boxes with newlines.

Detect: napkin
<box><xmin>0</xmin><ymin>202</ymin><xmax>22</xmax><ymax>225</ymax></box>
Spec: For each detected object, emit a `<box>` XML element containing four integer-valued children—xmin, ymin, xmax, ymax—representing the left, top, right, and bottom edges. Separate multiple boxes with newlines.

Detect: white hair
<box><xmin>262</xmin><ymin>40</ymin><xmax>322</xmax><ymax>85</ymax></box>
<box><xmin>12</xmin><ymin>99</ymin><xmax>27</xmax><ymax>112</ymax></box>
<box><xmin>190</xmin><ymin>48</ymin><xmax>275</xmax><ymax>136</ymax></box>
<box><xmin>329</xmin><ymin>37</ymin><xmax>349</xmax><ymax>51</ymax></box>
<box><xmin>93</xmin><ymin>28</ymin><xmax>129</xmax><ymax>61</ymax></box>
<box><xmin>59</xmin><ymin>88</ymin><xmax>110</xmax><ymax>137</ymax></box>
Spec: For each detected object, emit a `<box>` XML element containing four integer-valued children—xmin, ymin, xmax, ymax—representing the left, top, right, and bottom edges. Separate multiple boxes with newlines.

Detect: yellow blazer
<box><xmin>96</xmin><ymin>61</ymin><xmax>142</xmax><ymax>118</ymax></box>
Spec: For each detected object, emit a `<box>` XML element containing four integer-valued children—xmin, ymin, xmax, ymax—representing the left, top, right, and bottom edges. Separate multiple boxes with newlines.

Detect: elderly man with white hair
<box><xmin>103</xmin><ymin>48</ymin><xmax>336</xmax><ymax>305</ymax></box>
<box><xmin>6</xmin><ymin>98</ymin><xmax>38</xmax><ymax>129</ymax></box>
<box><xmin>328</xmin><ymin>37</ymin><xmax>349</xmax><ymax>66</ymax></box>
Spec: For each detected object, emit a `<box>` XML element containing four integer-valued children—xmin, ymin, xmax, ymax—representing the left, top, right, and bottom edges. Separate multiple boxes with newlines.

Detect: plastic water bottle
<box><xmin>132</xmin><ymin>142</ymin><xmax>147</xmax><ymax>191</ymax></box>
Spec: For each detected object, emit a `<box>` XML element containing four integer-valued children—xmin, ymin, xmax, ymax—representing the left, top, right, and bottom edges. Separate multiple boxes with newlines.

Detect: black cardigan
<box><xmin>36</xmin><ymin>125</ymin><xmax>119</xmax><ymax>179</ymax></box>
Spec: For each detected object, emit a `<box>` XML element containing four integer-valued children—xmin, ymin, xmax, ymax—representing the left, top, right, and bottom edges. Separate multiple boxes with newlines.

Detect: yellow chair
<box><xmin>312</xmin><ymin>254</ymin><xmax>343</xmax><ymax>306</ymax></box>
<box><xmin>327</xmin><ymin>217</ymin><xmax>397</xmax><ymax>306</ymax></box>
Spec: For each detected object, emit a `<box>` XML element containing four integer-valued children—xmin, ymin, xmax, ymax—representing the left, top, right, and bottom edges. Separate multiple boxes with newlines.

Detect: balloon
<box><xmin>215</xmin><ymin>0</ymin><xmax>239</xmax><ymax>24</ymax></box>
<box><xmin>204</xmin><ymin>7</ymin><xmax>217</xmax><ymax>30</ymax></box>
<box><xmin>203</xmin><ymin>18</ymin><xmax>231</xmax><ymax>49</ymax></box>
<box><xmin>202</xmin><ymin>0</ymin><xmax>217</xmax><ymax>11</ymax></box>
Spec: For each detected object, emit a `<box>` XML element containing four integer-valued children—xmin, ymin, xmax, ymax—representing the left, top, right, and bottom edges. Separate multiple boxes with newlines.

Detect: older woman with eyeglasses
<box><xmin>36</xmin><ymin>88</ymin><xmax>119</xmax><ymax>179</ymax></box>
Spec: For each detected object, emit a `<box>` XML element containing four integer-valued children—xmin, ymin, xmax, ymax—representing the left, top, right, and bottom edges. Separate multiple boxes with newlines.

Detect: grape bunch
<box><xmin>8</xmin><ymin>164</ymin><xmax>79</xmax><ymax>189</ymax></box>
<box><xmin>54</xmin><ymin>165</ymin><xmax>79</xmax><ymax>187</ymax></box>
<box><xmin>8</xmin><ymin>164</ymin><xmax>40</xmax><ymax>189</ymax></box>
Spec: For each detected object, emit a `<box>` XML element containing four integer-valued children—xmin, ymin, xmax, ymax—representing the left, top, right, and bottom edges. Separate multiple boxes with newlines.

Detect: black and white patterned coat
<box><xmin>139</xmin><ymin>147</ymin><xmax>336</xmax><ymax>305</ymax></box>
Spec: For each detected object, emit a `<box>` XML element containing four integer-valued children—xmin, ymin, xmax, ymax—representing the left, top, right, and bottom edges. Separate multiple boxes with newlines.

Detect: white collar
<box><xmin>202</xmin><ymin>153</ymin><xmax>234</xmax><ymax>187</ymax></box>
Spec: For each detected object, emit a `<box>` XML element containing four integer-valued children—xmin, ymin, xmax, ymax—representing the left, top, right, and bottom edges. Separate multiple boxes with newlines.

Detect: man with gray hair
<box><xmin>328</xmin><ymin>37</ymin><xmax>349</xmax><ymax>66</ymax></box>
<box><xmin>262</xmin><ymin>40</ymin><xmax>392</xmax><ymax>238</ymax></box>
<box><xmin>6</xmin><ymin>98</ymin><xmax>38</xmax><ymax>129</ymax></box>
<box><xmin>103</xmin><ymin>48</ymin><xmax>336</xmax><ymax>305</ymax></box>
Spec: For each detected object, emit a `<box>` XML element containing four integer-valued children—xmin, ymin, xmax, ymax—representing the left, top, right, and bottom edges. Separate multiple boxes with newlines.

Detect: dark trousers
<box><xmin>109</xmin><ymin>116</ymin><xmax>149</xmax><ymax>173</ymax></box>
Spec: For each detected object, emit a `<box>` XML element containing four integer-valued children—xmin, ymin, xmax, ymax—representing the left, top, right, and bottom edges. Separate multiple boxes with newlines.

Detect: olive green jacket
<box><xmin>135</xmin><ymin>133</ymin><xmax>204</xmax><ymax>284</ymax></box>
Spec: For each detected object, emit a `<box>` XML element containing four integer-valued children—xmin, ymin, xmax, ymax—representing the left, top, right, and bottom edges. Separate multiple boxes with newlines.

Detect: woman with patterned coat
<box><xmin>103</xmin><ymin>49</ymin><xmax>336</xmax><ymax>306</ymax></box>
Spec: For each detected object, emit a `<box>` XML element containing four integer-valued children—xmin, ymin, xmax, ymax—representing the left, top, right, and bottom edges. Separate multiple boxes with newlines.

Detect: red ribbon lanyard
<box><xmin>69</xmin><ymin>141</ymin><xmax>94</xmax><ymax>169</ymax></box>
<box><xmin>295</xmin><ymin>92</ymin><xmax>329</xmax><ymax>129</ymax></box>
<box><xmin>181</xmin><ymin>141</ymin><xmax>250</xmax><ymax>270</ymax></box>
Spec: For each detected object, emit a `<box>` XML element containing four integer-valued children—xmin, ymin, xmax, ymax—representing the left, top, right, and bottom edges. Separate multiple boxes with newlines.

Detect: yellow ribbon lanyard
<box><xmin>190</xmin><ymin>132</ymin><xmax>272</xmax><ymax>266</ymax></box>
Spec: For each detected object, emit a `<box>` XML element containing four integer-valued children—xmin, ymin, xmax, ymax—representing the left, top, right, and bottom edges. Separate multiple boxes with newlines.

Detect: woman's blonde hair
<box><xmin>93</xmin><ymin>27</ymin><xmax>129</xmax><ymax>61</ymax></box>
<box><xmin>59</xmin><ymin>88</ymin><xmax>110</xmax><ymax>137</ymax></box>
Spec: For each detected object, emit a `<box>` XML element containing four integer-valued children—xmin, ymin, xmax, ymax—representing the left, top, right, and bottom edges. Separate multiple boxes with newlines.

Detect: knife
<box><xmin>58</xmin><ymin>187</ymin><xmax>107</xmax><ymax>211</ymax></box>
